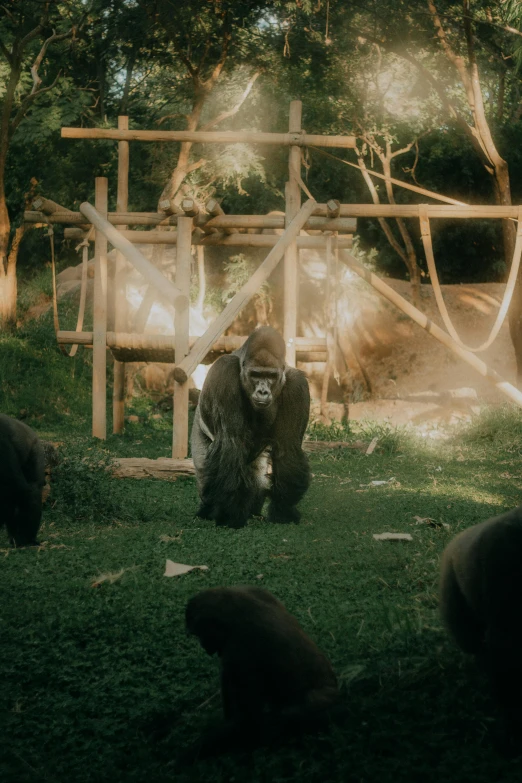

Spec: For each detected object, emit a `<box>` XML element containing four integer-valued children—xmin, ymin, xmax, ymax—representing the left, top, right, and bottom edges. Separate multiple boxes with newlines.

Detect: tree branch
<box><xmin>29</xmin><ymin>29</ymin><xmax>72</xmax><ymax>95</ymax></box>
<box><xmin>0</xmin><ymin>35</ymin><xmax>12</xmax><ymax>64</ymax></box>
<box><xmin>199</xmin><ymin>70</ymin><xmax>260</xmax><ymax>132</ymax></box>
<box><xmin>202</xmin><ymin>25</ymin><xmax>230</xmax><ymax>91</ymax></box>
<box><xmin>427</xmin><ymin>0</ymin><xmax>472</xmax><ymax>93</ymax></box>
<box><xmin>184</xmin><ymin>157</ymin><xmax>207</xmax><ymax>175</ymax></box>
<box><xmin>19</xmin><ymin>22</ymin><xmax>45</xmax><ymax>52</ymax></box>
<box><xmin>10</xmin><ymin>72</ymin><xmax>61</xmax><ymax>135</ymax></box>
<box><xmin>355</xmin><ymin>148</ymin><xmax>409</xmax><ymax>267</ymax></box>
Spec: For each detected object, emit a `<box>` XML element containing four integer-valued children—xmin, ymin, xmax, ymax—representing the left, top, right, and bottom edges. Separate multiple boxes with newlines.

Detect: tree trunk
<box><xmin>0</xmin><ymin>183</ymin><xmax>16</xmax><ymax>325</ymax></box>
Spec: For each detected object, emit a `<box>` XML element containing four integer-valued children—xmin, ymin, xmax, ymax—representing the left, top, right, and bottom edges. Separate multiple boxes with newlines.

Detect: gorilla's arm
<box><xmin>197</xmin><ymin>355</ymin><xmax>259</xmax><ymax>527</ymax></box>
<box><xmin>268</xmin><ymin>368</ymin><xmax>311</xmax><ymax>523</ymax></box>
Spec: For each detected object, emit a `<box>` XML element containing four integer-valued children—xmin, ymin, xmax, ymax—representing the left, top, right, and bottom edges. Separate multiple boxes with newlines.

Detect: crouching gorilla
<box><xmin>0</xmin><ymin>413</ymin><xmax>45</xmax><ymax>546</ymax></box>
<box><xmin>440</xmin><ymin>506</ymin><xmax>522</xmax><ymax>743</ymax></box>
<box><xmin>185</xmin><ymin>586</ymin><xmax>338</xmax><ymax>756</ymax></box>
<box><xmin>191</xmin><ymin>326</ymin><xmax>310</xmax><ymax>528</ymax></box>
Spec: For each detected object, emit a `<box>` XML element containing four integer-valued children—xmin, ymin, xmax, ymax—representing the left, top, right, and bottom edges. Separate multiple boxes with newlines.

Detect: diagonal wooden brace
<box><xmin>173</xmin><ymin>198</ymin><xmax>317</xmax><ymax>384</ymax></box>
<box><xmin>79</xmin><ymin>202</ymin><xmax>189</xmax><ymax>311</ymax></box>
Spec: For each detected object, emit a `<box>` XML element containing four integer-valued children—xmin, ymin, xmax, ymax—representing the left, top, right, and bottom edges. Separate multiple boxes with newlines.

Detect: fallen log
<box><xmin>111</xmin><ymin>440</ymin><xmax>367</xmax><ymax>480</ymax></box>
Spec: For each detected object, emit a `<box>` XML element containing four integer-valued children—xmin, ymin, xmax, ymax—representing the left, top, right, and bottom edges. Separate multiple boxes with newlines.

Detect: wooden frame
<box><xmin>27</xmin><ymin>99</ymin><xmax>522</xmax><ymax>470</ymax></box>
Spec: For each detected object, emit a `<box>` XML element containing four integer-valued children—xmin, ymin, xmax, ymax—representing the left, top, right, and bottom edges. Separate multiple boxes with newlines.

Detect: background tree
<box><xmin>0</xmin><ymin>0</ymin><xmax>83</xmax><ymax>324</ymax></box>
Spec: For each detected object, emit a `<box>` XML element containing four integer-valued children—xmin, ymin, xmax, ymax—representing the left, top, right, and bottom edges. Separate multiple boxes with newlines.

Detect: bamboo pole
<box><xmin>317</xmin><ymin>205</ymin><xmax>522</xmax><ymax>219</ymax></box>
<box><xmin>204</xmin><ymin>214</ymin><xmax>357</xmax><ymax>232</ymax></box>
<box><xmin>25</xmin><ymin>211</ymin><xmax>178</xmax><ymax>226</ymax></box>
<box><xmin>62</xmin><ymin>228</ymin><xmax>353</xmax><ymax>248</ymax></box>
<box><xmin>173</xmin><ymin>199</ymin><xmax>317</xmax><ymax>384</ymax></box>
<box><xmin>26</xmin><ymin>204</ymin><xmax>522</xmax><ymax>225</ymax></box>
<box><xmin>57</xmin><ymin>331</ymin><xmax>327</xmax><ymax>353</ymax></box>
<box><xmin>113</xmin><ymin>116</ymin><xmax>129</xmax><ymax>435</ymax></box>
<box><xmin>62</xmin><ymin>127</ymin><xmax>356</xmax><ymax>148</ymax></box>
<box><xmin>93</xmin><ymin>178</ymin><xmax>108</xmax><ymax>439</ymax></box>
<box><xmin>340</xmin><ymin>251</ymin><xmax>522</xmax><ymax>408</ymax></box>
<box><xmin>172</xmin><ymin>218</ymin><xmax>192</xmax><ymax>459</ymax></box>
<box><xmin>78</xmin><ymin>202</ymin><xmax>188</xmax><ymax>310</ymax></box>
<box><xmin>284</xmin><ymin>101</ymin><xmax>302</xmax><ymax>367</ymax></box>
<box><xmin>111</xmin><ymin>440</ymin><xmax>365</xmax><ymax>479</ymax></box>
<box><xmin>199</xmin><ymin>234</ymin><xmax>353</xmax><ymax>249</ymax></box>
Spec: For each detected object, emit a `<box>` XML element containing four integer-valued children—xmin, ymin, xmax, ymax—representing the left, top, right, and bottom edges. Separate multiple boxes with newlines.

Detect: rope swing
<box><xmin>50</xmin><ymin>225</ymin><xmax>92</xmax><ymax>357</ymax></box>
<box><xmin>419</xmin><ymin>205</ymin><xmax>522</xmax><ymax>352</ymax></box>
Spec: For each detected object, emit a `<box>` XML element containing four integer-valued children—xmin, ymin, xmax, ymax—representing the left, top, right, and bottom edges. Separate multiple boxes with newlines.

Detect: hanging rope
<box><xmin>50</xmin><ymin>225</ymin><xmax>93</xmax><ymax>357</ymax></box>
<box><xmin>301</xmin><ymin>144</ymin><xmax>520</xmax><ymax>353</ymax></box>
<box><xmin>419</xmin><ymin>204</ymin><xmax>522</xmax><ymax>352</ymax></box>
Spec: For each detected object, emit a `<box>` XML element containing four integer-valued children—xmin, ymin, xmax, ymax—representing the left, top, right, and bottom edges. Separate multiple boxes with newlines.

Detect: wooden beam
<box><xmin>57</xmin><ymin>331</ymin><xmax>327</xmax><ymax>353</ymax></box>
<box><xmin>199</xmin><ymin>233</ymin><xmax>353</xmax><ymax>249</ymax></box>
<box><xmin>319</xmin><ymin>204</ymin><xmax>522</xmax><ymax>219</ymax></box>
<box><xmin>204</xmin><ymin>215</ymin><xmax>357</xmax><ymax>232</ymax></box>
<box><xmin>62</xmin><ymin>127</ymin><xmax>356</xmax><ymax>148</ymax></box>
<box><xmin>172</xmin><ymin>217</ymin><xmax>192</xmax><ymax>459</ymax></box>
<box><xmin>62</xmin><ymin>227</ymin><xmax>353</xmax><ymax>248</ymax></box>
<box><xmin>79</xmin><ymin>202</ymin><xmax>188</xmax><ymax>310</ymax></box>
<box><xmin>113</xmin><ymin>115</ymin><xmax>129</xmax><ymax>435</ymax></box>
<box><xmin>284</xmin><ymin>100</ymin><xmax>302</xmax><ymax>368</ymax></box>
<box><xmin>173</xmin><ymin>199</ymin><xmax>317</xmax><ymax>384</ymax></box>
<box><xmin>111</xmin><ymin>440</ymin><xmax>368</xmax><ymax>480</ymax></box>
<box><xmin>25</xmin><ymin>211</ymin><xmax>178</xmax><ymax>226</ymax></box>
<box><xmin>92</xmin><ymin>178</ymin><xmax>108</xmax><ymax>440</ymax></box>
<box><xmin>27</xmin><ymin>203</ymin><xmax>522</xmax><ymax>226</ymax></box>
<box><xmin>341</xmin><ymin>250</ymin><xmax>522</xmax><ymax>409</ymax></box>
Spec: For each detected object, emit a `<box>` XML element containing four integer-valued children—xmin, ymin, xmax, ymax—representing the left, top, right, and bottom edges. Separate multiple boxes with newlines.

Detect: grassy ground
<box><xmin>2</xmin><ymin>403</ymin><xmax>522</xmax><ymax>783</ymax></box>
<box><xmin>3</xmin><ymin>296</ymin><xmax>522</xmax><ymax>782</ymax></box>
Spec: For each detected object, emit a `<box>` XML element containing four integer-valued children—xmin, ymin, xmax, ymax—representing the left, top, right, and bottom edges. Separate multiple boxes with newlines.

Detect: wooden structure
<box><xmin>25</xmin><ymin>100</ymin><xmax>522</xmax><ymax>472</ymax></box>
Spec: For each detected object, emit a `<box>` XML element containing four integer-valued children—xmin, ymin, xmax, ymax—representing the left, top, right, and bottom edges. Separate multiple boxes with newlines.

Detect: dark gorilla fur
<box><xmin>0</xmin><ymin>413</ymin><xmax>45</xmax><ymax>546</ymax></box>
<box><xmin>185</xmin><ymin>586</ymin><xmax>338</xmax><ymax>755</ymax></box>
<box><xmin>440</xmin><ymin>506</ymin><xmax>522</xmax><ymax>742</ymax></box>
<box><xmin>191</xmin><ymin>326</ymin><xmax>310</xmax><ymax>528</ymax></box>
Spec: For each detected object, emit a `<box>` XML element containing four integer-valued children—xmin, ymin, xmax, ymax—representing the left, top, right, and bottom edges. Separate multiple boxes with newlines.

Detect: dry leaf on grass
<box><xmin>164</xmin><ymin>560</ymin><xmax>209</xmax><ymax>577</ymax></box>
<box><xmin>413</xmin><ymin>515</ymin><xmax>449</xmax><ymax>529</ymax></box>
<box><xmin>91</xmin><ymin>569</ymin><xmax>126</xmax><ymax>588</ymax></box>
<box><xmin>366</xmin><ymin>437</ymin><xmax>379</xmax><ymax>455</ymax></box>
<box><xmin>373</xmin><ymin>532</ymin><xmax>413</xmax><ymax>542</ymax></box>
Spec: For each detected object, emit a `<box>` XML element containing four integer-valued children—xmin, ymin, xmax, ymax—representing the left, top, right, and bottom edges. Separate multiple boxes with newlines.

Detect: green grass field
<box><xmin>2</xmin><ymin>406</ymin><xmax>522</xmax><ymax>783</ymax></box>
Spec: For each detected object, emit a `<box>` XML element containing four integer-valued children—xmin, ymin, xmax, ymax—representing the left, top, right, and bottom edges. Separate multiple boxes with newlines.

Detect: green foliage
<box><xmin>453</xmin><ymin>404</ymin><xmax>522</xmax><ymax>455</ymax></box>
<box><xmin>0</xmin><ymin>306</ymin><xmax>91</xmax><ymax>424</ymax></box>
<box><xmin>222</xmin><ymin>253</ymin><xmax>271</xmax><ymax>305</ymax></box>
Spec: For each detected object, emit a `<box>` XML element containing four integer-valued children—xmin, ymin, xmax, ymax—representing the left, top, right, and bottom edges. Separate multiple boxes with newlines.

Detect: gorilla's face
<box><xmin>241</xmin><ymin>366</ymin><xmax>286</xmax><ymax>410</ymax></box>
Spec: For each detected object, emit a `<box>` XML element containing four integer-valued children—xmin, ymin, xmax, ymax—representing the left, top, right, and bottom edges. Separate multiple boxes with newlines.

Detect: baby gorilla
<box><xmin>185</xmin><ymin>586</ymin><xmax>338</xmax><ymax>755</ymax></box>
<box><xmin>0</xmin><ymin>413</ymin><xmax>45</xmax><ymax>547</ymax></box>
<box><xmin>440</xmin><ymin>506</ymin><xmax>522</xmax><ymax>744</ymax></box>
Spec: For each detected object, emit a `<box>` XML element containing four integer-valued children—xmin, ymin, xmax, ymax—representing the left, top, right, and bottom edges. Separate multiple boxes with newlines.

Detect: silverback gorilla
<box><xmin>186</xmin><ymin>586</ymin><xmax>338</xmax><ymax>751</ymax></box>
<box><xmin>0</xmin><ymin>413</ymin><xmax>45</xmax><ymax>546</ymax></box>
<box><xmin>440</xmin><ymin>506</ymin><xmax>522</xmax><ymax>740</ymax></box>
<box><xmin>191</xmin><ymin>327</ymin><xmax>310</xmax><ymax>528</ymax></box>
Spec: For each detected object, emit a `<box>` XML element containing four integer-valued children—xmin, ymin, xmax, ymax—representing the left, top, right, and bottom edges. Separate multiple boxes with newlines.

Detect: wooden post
<box><xmin>284</xmin><ymin>100</ymin><xmax>302</xmax><ymax>367</ymax></box>
<box><xmin>113</xmin><ymin>116</ymin><xmax>129</xmax><ymax>434</ymax></box>
<box><xmin>93</xmin><ymin>178</ymin><xmax>108</xmax><ymax>439</ymax></box>
<box><xmin>172</xmin><ymin>217</ymin><xmax>192</xmax><ymax>458</ymax></box>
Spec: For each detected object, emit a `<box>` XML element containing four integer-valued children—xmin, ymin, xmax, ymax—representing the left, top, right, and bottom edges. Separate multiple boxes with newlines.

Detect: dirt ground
<box><xmin>332</xmin><ymin>279</ymin><xmax>516</xmax><ymax>431</ymax></box>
